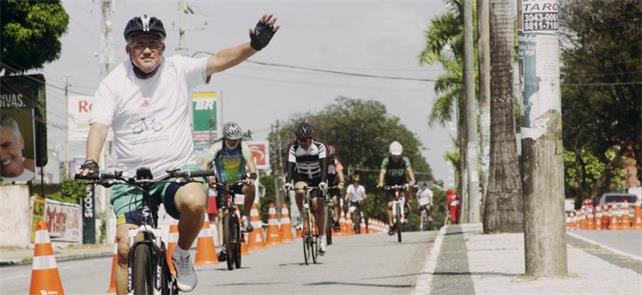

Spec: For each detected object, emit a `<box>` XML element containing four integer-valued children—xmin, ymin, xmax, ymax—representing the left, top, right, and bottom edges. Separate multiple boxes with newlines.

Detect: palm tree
<box><xmin>483</xmin><ymin>0</ymin><xmax>523</xmax><ymax>233</ymax></box>
<box><xmin>419</xmin><ymin>0</ymin><xmax>466</xmax><ymax>194</ymax></box>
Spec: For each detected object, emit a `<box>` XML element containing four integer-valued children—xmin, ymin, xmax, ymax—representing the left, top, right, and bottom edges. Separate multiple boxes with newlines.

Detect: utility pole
<box><xmin>171</xmin><ymin>0</ymin><xmax>207</xmax><ymax>56</ymax></box>
<box><xmin>463</xmin><ymin>0</ymin><xmax>481</xmax><ymax>223</ymax></box>
<box><xmin>519</xmin><ymin>0</ymin><xmax>567</xmax><ymax>276</ymax></box>
<box><xmin>99</xmin><ymin>0</ymin><xmax>116</xmax><ymax>78</ymax></box>
<box><xmin>63</xmin><ymin>76</ymin><xmax>70</xmax><ymax>180</ymax></box>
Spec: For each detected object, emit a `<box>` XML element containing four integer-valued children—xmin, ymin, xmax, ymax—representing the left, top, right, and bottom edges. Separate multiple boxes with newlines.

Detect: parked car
<box><xmin>598</xmin><ymin>193</ymin><xmax>640</xmax><ymax>218</ymax></box>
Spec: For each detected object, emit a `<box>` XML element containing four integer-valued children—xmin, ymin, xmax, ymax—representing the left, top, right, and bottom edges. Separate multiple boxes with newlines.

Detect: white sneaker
<box><xmin>172</xmin><ymin>248</ymin><xmax>197</xmax><ymax>292</ymax></box>
<box><xmin>318</xmin><ymin>236</ymin><xmax>327</xmax><ymax>255</ymax></box>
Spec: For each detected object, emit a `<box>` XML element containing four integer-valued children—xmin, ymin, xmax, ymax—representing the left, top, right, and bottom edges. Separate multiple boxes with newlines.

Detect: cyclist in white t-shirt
<box><xmin>79</xmin><ymin>14</ymin><xmax>279</xmax><ymax>294</ymax></box>
<box><xmin>345</xmin><ymin>175</ymin><xmax>366</xmax><ymax>231</ymax></box>
<box><xmin>416</xmin><ymin>182</ymin><xmax>433</xmax><ymax>230</ymax></box>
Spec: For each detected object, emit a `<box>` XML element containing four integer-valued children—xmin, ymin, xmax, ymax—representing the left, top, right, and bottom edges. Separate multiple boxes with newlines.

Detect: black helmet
<box><xmin>295</xmin><ymin>122</ymin><xmax>312</xmax><ymax>139</ymax></box>
<box><xmin>124</xmin><ymin>15</ymin><xmax>166</xmax><ymax>41</ymax></box>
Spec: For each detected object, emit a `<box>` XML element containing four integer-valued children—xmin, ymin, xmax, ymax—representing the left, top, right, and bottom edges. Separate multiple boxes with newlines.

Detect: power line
<box><xmin>191</xmin><ymin>51</ymin><xmax>438</xmax><ymax>82</ymax></box>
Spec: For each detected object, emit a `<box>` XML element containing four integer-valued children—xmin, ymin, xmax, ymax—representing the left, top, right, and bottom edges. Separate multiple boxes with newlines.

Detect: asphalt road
<box><xmin>568</xmin><ymin>230</ymin><xmax>642</xmax><ymax>258</ymax></box>
<box><xmin>0</xmin><ymin>230</ymin><xmax>438</xmax><ymax>294</ymax></box>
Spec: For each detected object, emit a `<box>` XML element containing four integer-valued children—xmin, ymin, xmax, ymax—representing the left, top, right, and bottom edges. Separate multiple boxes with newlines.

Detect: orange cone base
<box><xmin>30</xmin><ymin>269</ymin><xmax>64</xmax><ymax>295</ymax></box>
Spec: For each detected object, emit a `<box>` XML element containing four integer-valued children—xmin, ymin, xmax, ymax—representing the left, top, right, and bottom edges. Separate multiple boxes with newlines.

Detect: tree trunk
<box><xmin>484</xmin><ymin>0</ymin><xmax>524</xmax><ymax>233</ymax></box>
<box><xmin>464</xmin><ymin>0</ymin><xmax>481</xmax><ymax>223</ymax></box>
<box><xmin>478</xmin><ymin>0</ymin><xmax>491</xmax><ymax>204</ymax></box>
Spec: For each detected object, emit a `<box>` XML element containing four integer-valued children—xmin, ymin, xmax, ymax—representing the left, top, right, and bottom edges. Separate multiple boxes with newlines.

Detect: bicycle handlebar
<box><xmin>381</xmin><ymin>184</ymin><xmax>417</xmax><ymax>191</ymax></box>
<box><xmin>74</xmin><ymin>168</ymin><xmax>216</xmax><ymax>187</ymax></box>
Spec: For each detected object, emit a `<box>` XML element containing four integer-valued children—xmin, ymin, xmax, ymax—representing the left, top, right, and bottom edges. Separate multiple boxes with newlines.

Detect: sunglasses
<box><xmin>131</xmin><ymin>41</ymin><xmax>163</xmax><ymax>52</ymax></box>
<box><xmin>297</xmin><ymin>137</ymin><xmax>311</xmax><ymax>143</ymax></box>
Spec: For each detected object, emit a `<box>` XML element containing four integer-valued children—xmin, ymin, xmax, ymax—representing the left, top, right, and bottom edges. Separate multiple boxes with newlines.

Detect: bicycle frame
<box><xmin>77</xmin><ymin>168</ymin><xmax>214</xmax><ymax>295</ymax></box>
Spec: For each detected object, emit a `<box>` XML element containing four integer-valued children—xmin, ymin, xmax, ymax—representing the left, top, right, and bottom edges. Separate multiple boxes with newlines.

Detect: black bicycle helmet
<box><xmin>295</xmin><ymin>122</ymin><xmax>312</xmax><ymax>139</ymax></box>
<box><xmin>124</xmin><ymin>15</ymin><xmax>166</xmax><ymax>40</ymax></box>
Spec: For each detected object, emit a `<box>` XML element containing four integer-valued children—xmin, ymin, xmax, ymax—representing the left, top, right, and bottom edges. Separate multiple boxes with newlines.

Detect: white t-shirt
<box><xmin>417</xmin><ymin>188</ymin><xmax>434</xmax><ymax>206</ymax></box>
<box><xmin>90</xmin><ymin>56</ymin><xmax>209</xmax><ymax>178</ymax></box>
<box><xmin>346</xmin><ymin>184</ymin><xmax>366</xmax><ymax>202</ymax></box>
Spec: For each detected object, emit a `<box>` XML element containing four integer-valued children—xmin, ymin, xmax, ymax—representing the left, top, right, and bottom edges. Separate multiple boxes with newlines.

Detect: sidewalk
<box><xmin>414</xmin><ymin>223</ymin><xmax>642</xmax><ymax>295</ymax></box>
<box><xmin>0</xmin><ymin>243</ymin><xmax>113</xmax><ymax>266</ymax></box>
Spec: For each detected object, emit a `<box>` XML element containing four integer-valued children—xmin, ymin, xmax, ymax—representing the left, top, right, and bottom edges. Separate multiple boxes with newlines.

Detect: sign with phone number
<box><xmin>523</xmin><ymin>12</ymin><xmax>558</xmax><ymax>31</ymax></box>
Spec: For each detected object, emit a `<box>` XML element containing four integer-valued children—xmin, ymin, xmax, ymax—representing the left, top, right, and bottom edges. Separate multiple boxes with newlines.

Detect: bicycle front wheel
<box><xmin>395</xmin><ymin>203</ymin><xmax>402</xmax><ymax>243</ymax></box>
<box><xmin>234</xmin><ymin>216</ymin><xmax>242</xmax><ymax>269</ymax></box>
<box><xmin>302</xmin><ymin>209</ymin><xmax>311</xmax><ymax>265</ymax></box>
<box><xmin>325</xmin><ymin>205</ymin><xmax>333</xmax><ymax>245</ymax></box>
<box><xmin>133</xmin><ymin>244</ymin><xmax>154</xmax><ymax>295</ymax></box>
<box><xmin>223</xmin><ymin>215</ymin><xmax>235</xmax><ymax>270</ymax></box>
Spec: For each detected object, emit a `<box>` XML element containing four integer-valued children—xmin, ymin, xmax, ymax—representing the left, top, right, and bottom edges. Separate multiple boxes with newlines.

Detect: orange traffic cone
<box><xmin>608</xmin><ymin>203</ymin><xmax>620</xmax><ymax>230</ymax></box>
<box><xmin>29</xmin><ymin>221</ymin><xmax>64</xmax><ymax>295</ymax></box>
<box><xmin>194</xmin><ymin>215</ymin><xmax>218</xmax><ymax>266</ymax></box>
<box><xmin>594</xmin><ymin>206</ymin><xmax>603</xmax><ymax>231</ymax></box>
<box><xmin>106</xmin><ymin>241</ymin><xmax>117</xmax><ymax>293</ymax></box>
<box><xmin>265</xmin><ymin>204</ymin><xmax>282</xmax><ymax>245</ymax></box>
<box><xmin>247</xmin><ymin>204</ymin><xmax>267</xmax><ymax>250</ymax></box>
<box><xmin>621</xmin><ymin>201</ymin><xmax>631</xmax><ymax>229</ymax></box>
<box><xmin>632</xmin><ymin>201</ymin><xmax>642</xmax><ymax>229</ymax></box>
<box><xmin>360</xmin><ymin>217</ymin><xmax>367</xmax><ymax>234</ymax></box>
<box><xmin>586</xmin><ymin>210</ymin><xmax>595</xmax><ymax>230</ymax></box>
<box><xmin>340</xmin><ymin>213</ymin><xmax>352</xmax><ymax>235</ymax></box>
<box><xmin>279</xmin><ymin>204</ymin><xmax>295</xmax><ymax>242</ymax></box>
<box><xmin>165</xmin><ymin>222</ymin><xmax>179</xmax><ymax>274</ymax></box>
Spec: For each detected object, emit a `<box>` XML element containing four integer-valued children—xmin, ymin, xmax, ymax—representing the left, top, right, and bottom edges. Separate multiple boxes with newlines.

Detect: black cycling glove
<box><xmin>81</xmin><ymin>160</ymin><xmax>99</xmax><ymax>175</ymax></box>
<box><xmin>249</xmin><ymin>21</ymin><xmax>276</xmax><ymax>51</ymax></box>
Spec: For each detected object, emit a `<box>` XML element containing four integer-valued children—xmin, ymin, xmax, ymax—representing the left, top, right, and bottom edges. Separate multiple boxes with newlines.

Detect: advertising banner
<box><xmin>519</xmin><ymin>0</ymin><xmax>561</xmax><ymax>140</ymax></box>
<box><xmin>0</xmin><ymin>74</ymin><xmax>45</xmax><ymax>183</ymax></box>
<box><xmin>246</xmin><ymin>140</ymin><xmax>270</xmax><ymax>170</ymax></box>
<box><xmin>45</xmin><ymin>199</ymin><xmax>82</xmax><ymax>243</ymax></box>
<box><xmin>83</xmin><ymin>185</ymin><xmax>96</xmax><ymax>244</ymax></box>
<box><xmin>192</xmin><ymin>91</ymin><xmax>220</xmax><ymax>144</ymax></box>
<box><xmin>67</xmin><ymin>95</ymin><xmax>113</xmax><ymax>142</ymax></box>
<box><xmin>30</xmin><ymin>196</ymin><xmax>46</xmax><ymax>243</ymax></box>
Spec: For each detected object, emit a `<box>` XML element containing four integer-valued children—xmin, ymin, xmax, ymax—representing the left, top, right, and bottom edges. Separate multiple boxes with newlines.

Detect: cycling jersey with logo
<box><xmin>288</xmin><ymin>141</ymin><xmax>326</xmax><ymax>179</ymax></box>
<box><xmin>204</xmin><ymin>140</ymin><xmax>251</xmax><ymax>183</ymax></box>
<box><xmin>380</xmin><ymin>156</ymin><xmax>411</xmax><ymax>185</ymax></box>
<box><xmin>90</xmin><ymin>55</ymin><xmax>208</xmax><ymax>178</ymax></box>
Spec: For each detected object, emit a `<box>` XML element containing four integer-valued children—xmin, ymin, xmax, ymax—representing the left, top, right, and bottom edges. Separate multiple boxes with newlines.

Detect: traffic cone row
<box><xmin>195</xmin><ymin>215</ymin><xmax>218</xmax><ymax>266</ymax></box>
<box><xmin>265</xmin><ymin>204</ymin><xmax>282</xmax><ymax>245</ymax></box>
<box><xmin>566</xmin><ymin>201</ymin><xmax>642</xmax><ymax>231</ymax></box>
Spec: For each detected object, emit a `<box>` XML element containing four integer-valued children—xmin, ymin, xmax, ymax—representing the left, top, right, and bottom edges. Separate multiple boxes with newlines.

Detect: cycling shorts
<box><xmin>112</xmin><ymin>163</ymin><xmax>206</xmax><ymax>225</ymax></box>
<box><xmin>215</xmin><ymin>183</ymin><xmax>244</xmax><ymax>210</ymax></box>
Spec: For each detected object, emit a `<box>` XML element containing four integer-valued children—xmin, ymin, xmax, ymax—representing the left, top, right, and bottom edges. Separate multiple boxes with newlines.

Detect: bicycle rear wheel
<box><xmin>311</xmin><ymin>235</ymin><xmax>318</xmax><ymax>264</ymax></box>
<box><xmin>133</xmin><ymin>244</ymin><xmax>154</xmax><ymax>295</ymax></box>
<box><xmin>223</xmin><ymin>215</ymin><xmax>235</xmax><ymax>270</ymax></box>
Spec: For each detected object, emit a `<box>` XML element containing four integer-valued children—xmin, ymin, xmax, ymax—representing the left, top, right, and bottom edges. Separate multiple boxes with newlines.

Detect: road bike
<box><xmin>211</xmin><ymin>178</ymin><xmax>248</xmax><ymax>271</ymax></box>
<box><xmin>383</xmin><ymin>184</ymin><xmax>415</xmax><ymax>243</ymax></box>
<box><xmin>418</xmin><ymin>203</ymin><xmax>433</xmax><ymax>231</ymax></box>
<box><xmin>324</xmin><ymin>185</ymin><xmax>340</xmax><ymax>245</ymax></box>
<box><xmin>288</xmin><ymin>185</ymin><xmax>325</xmax><ymax>265</ymax></box>
<box><xmin>76</xmin><ymin>167</ymin><xmax>215</xmax><ymax>295</ymax></box>
<box><xmin>349</xmin><ymin>200</ymin><xmax>364</xmax><ymax>234</ymax></box>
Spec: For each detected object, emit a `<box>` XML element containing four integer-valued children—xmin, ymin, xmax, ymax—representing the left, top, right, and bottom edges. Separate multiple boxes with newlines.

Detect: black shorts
<box><xmin>215</xmin><ymin>184</ymin><xmax>244</xmax><ymax>210</ymax></box>
<box><xmin>385</xmin><ymin>185</ymin><xmax>406</xmax><ymax>202</ymax></box>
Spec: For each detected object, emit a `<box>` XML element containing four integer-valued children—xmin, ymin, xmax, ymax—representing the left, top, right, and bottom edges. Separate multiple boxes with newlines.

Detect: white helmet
<box><xmin>389</xmin><ymin>141</ymin><xmax>403</xmax><ymax>156</ymax></box>
<box><xmin>223</xmin><ymin>122</ymin><xmax>243</xmax><ymax>140</ymax></box>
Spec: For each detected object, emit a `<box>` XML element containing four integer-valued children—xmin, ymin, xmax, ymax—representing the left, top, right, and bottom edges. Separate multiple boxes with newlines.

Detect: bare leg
<box><xmin>115</xmin><ymin>223</ymin><xmax>137</xmax><ymax>295</ymax></box>
<box><xmin>173</xmin><ymin>183</ymin><xmax>206</xmax><ymax>250</ymax></box>
<box><xmin>242</xmin><ymin>183</ymin><xmax>256</xmax><ymax>217</ymax></box>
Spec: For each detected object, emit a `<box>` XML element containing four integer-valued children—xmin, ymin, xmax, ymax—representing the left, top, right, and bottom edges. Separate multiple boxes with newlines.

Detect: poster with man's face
<box><xmin>0</xmin><ymin>74</ymin><xmax>44</xmax><ymax>183</ymax></box>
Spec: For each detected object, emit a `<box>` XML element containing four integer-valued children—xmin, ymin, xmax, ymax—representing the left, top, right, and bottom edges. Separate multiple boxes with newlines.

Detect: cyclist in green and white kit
<box><xmin>203</xmin><ymin>122</ymin><xmax>257</xmax><ymax>261</ymax></box>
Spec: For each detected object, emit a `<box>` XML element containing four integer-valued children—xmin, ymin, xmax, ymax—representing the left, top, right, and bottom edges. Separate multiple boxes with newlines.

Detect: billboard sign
<box><xmin>67</xmin><ymin>95</ymin><xmax>113</xmax><ymax>142</ymax></box>
<box><xmin>0</xmin><ymin>74</ymin><xmax>45</xmax><ymax>183</ymax></box>
<box><xmin>246</xmin><ymin>140</ymin><xmax>270</xmax><ymax>170</ymax></box>
<box><xmin>192</xmin><ymin>91</ymin><xmax>220</xmax><ymax>143</ymax></box>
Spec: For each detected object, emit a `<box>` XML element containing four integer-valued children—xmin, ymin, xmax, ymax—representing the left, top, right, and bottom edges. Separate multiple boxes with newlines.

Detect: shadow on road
<box><xmin>216</xmin><ymin>282</ymin><xmax>281</xmax><ymax>286</ymax></box>
<box><xmin>305</xmin><ymin>281</ymin><xmax>412</xmax><ymax>289</ymax></box>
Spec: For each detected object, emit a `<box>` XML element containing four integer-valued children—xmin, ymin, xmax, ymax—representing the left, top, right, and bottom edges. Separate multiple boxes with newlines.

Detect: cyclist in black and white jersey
<box><xmin>285</xmin><ymin>122</ymin><xmax>330</xmax><ymax>254</ymax></box>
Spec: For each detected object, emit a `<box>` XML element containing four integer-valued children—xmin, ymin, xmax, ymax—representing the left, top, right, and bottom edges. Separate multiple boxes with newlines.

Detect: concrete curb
<box><xmin>567</xmin><ymin>231</ymin><xmax>642</xmax><ymax>262</ymax></box>
<box><xmin>412</xmin><ymin>225</ymin><xmax>448</xmax><ymax>295</ymax></box>
<box><xmin>0</xmin><ymin>251</ymin><xmax>113</xmax><ymax>267</ymax></box>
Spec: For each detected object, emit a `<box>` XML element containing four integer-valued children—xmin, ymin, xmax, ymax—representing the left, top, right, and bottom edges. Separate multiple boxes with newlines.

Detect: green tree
<box><xmin>0</xmin><ymin>0</ymin><xmax>69</xmax><ymax>73</ymax></box>
<box><xmin>560</xmin><ymin>0</ymin><xmax>641</xmax><ymax>201</ymax></box>
<box><xmin>47</xmin><ymin>179</ymin><xmax>87</xmax><ymax>204</ymax></box>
